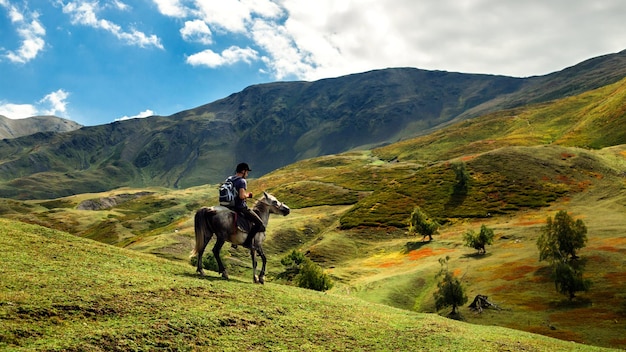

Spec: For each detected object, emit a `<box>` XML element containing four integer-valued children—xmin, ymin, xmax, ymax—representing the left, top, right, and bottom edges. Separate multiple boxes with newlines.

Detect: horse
<box><xmin>191</xmin><ymin>192</ymin><xmax>290</xmax><ymax>284</ymax></box>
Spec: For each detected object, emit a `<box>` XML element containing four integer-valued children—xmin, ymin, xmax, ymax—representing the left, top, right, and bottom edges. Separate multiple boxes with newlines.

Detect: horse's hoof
<box><xmin>221</xmin><ymin>271</ymin><xmax>229</xmax><ymax>280</ymax></box>
<box><xmin>259</xmin><ymin>276</ymin><xmax>265</xmax><ymax>285</ymax></box>
<box><xmin>197</xmin><ymin>269</ymin><xmax>205</xmax><ymax>276</ymax></box>
<box><xmin>253</xmin><ymin>275</ymin><xmax>259</xmax><ymax>284</ymax></box>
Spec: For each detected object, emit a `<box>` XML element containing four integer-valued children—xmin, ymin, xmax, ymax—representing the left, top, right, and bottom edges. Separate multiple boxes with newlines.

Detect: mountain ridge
<box><xmin>1</xmin><ymin>50</ymin><xmax>626</xmax><ymax>199</ymax></box>
<box><xmin>0</xmin><ymin>115</ymin><xmax>82</xmax><ymax>139</ymax></box>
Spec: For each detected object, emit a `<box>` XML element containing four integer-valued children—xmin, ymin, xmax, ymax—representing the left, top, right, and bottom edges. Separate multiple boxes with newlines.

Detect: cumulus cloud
<box><xmin>0</xmin><ymin>1</ymin><xmax>46</xmax><ymax>63</ymax></box>
<box><xmin>152</xmin><ymin>0</ymin><xmax>189</xmax><ymax>18</ymax></box>
<box><xmin>0</xmin><ymin>89</ymin><xmax>70</xmax><ymax>119</ymax></box>
<box><xmin>151</xmin><ymin>0</ymin><xmax>626</xmax><ymax>79</ymax></box>
<box><xmin>0</xmin><ymin>103</ymin><xmax>38</xmax><ymax>119</ymax></box>
<box><xmin>180</xmin><ymin>20</ymin><xmax>213</xmax><ymax>45</ymax></box>
<box><xmin>61</xmin><ymin>0</ymin><xmax>163</xmax><ymax>49</ymax></box>
<box><xmin>115</xmin><ymin>109</ymin><xmax>155</xmax><ymax>121</ymax></box>
<box><xmin>40</xmin><ymin>89</ymin><xmax>70</xmax><ymax>116</ymax></box>
<box><xmin>186</xmin><ymin>46</ymin><xmax>258</xmax><ymax>68</ymax></box>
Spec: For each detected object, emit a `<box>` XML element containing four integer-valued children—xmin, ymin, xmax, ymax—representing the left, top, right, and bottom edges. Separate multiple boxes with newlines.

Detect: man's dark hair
<box><xmin>236</xmin><ymin>163</ymin><xmax>251</xmax><ymax>173</ymax></box>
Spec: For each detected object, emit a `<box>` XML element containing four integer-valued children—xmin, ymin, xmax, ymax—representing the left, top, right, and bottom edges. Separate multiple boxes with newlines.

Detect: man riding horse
<box><xmin>229</xmin><ymin>162</ymin><xmax>265</xmax><ymax>249</ymax></box>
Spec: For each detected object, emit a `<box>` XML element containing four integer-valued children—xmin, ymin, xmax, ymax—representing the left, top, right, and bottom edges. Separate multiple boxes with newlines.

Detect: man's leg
<box><xmin>242</xmin><ymin>209</ymin><xmax>266</xmax><ymax>248</ymax></box>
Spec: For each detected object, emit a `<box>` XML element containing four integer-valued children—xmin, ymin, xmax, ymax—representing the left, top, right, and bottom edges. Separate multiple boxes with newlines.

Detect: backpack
<box><xmin>218</xmin><ymin>176</ymin><xmax>239</xmax><ymax>207</ymax></box>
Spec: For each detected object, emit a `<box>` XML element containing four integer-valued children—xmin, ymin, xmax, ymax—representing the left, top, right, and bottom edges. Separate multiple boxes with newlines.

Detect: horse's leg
<box><xmin>250</xmin><ymin>245</ymin><xmax>259</xmax><ymax>283</ymax></box>
<box><xmin>212</xmin><ymin>238</ymin><xmax>228</xmax><ymax>279</ymax></box>
<box><xmin>193</xmin><ymin>208</ymin><xmax>213</xmax><ymax>276</ymax></box>
<box><xmin>256</xmin><ymin>244</ymin><xmax>267</xmax><ymax>285</ymax></box>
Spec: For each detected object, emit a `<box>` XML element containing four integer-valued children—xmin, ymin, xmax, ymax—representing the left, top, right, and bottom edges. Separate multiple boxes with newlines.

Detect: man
<box><xmin>231</xmin><ymin>162</ymin><xmax>265</xmax><ymax>249</ymax></box>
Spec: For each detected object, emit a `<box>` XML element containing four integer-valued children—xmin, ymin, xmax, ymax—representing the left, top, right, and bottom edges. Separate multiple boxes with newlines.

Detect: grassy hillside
<box><xmin>1</xmin><ymin>71</ymin><xmax>626</xmax><ymax>349</ymax></box>
<box><xmin>0</xmin><ymin>218</ymin><xmax>617</xmax><ymax>351</ymax></box>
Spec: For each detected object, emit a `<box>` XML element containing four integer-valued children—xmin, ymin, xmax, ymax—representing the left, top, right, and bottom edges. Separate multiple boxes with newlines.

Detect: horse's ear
<box><xmin>263</xmin><ymin>191</ymin><xmax>269</xmax><ymax>198</ymax></box>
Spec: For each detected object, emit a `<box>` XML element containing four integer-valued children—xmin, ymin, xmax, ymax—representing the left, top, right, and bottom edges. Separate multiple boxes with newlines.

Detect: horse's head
<box><xmin>260</xmin><ymin>191</ymin><xmax>290</xmax><ymax>216</ymax></box>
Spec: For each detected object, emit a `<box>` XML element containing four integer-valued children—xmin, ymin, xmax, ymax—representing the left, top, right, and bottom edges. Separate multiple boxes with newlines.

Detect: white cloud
<box><xmin>180</xmin><ymin>20</ymin><xmax>212</xmax><ymax>45</ymax></box>
<box><xmin>152</xmin><ymin>0</ymin><xmax>189</xmax><ymax>18</ymax></box>
<box><xmin>115</xmin><ymin>109</ymin><xmax>155</xmax><ymax>121</ymax></box>
<box><xmin>0</xmin><ymin>103</ymin><xmax>38</xmax><ymax>119</ymax></box>
<box><xmin>61</xmin><ymin>1</ymin><xmax>163</xmax><ymax>49</ymax></box>
<box><xmin>1</xmin><ymin>1</ymin><xmax>46</xmax><ymax>63</ymax></box>
<box><xmin>40</xmin><ymin>89</ymin><xmax>70</xmax><ymax>116</ymax></box>
<box><xmin>0</xmin><ymin>89</ymin><xmax>70</xmax><ymax>119</ymax></box>
<box><xmin>186</xmin><ymin>46</ymin><xmax>258</xmax><ymax>68</ymax></box>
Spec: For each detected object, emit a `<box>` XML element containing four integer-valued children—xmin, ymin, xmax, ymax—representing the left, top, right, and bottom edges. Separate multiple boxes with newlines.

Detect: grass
<box><xmin>1</xmin><ymin>81</ymin><xmax>626</xmax><ymax>349</ymax></box>
<box><xmin>3</xmin><ymin>218</ymin><xmax>616</xmax><ymax>351</ymax></box>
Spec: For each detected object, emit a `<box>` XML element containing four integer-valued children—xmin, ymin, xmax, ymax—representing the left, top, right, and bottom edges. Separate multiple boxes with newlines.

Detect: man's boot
<box><xmin>242</xmin><ymin>231</ymin><xmax>256</xmax><ymax>249</ymax></box>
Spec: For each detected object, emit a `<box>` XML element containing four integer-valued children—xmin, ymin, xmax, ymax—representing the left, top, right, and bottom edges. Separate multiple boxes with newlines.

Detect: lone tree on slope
<box><xmin>463</xmin><ymin>224</ymin><xmax>495</xmax><ymax>255</ymax></box>
<box><xmin>408</xmin><ymin>206</ymin><xmax>440</xmax><ymax>241</ymax></box>
<box><xmin>536</xmin><ymin>210</ymin><xmax>591</xmax><ymax>300</ymax></box>
<box><xmin>433</xmin><ymin>256</ymin><xmax>467</xmax><ymax>319</ymax></box>
<box><xmin>537</xmin><ymin>210</ymin><xmax>587</xmax><ymax>263</ymax></box>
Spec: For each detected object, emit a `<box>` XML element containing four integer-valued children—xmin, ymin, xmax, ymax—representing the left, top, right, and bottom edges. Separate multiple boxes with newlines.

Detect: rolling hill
<box><xmin>1</xmin><ymin>65</ymin><xmax>625</xmax><ymax>349</ymax></box>
<box><xmin>1</xmin><ymin>50</ymin><xmax>626</xmax><ymax>199</ymax></box>
<box><xmin>0</xmin><ymin>218</ymin><xmax>617</xmax><ymax>351</ymax></box>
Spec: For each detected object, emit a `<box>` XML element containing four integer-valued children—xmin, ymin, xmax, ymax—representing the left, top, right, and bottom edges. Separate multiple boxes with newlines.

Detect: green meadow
<box><xmin>2</xmin><ymin>77</ymin><xmax>626</xmax><ymax>350</ymax></box>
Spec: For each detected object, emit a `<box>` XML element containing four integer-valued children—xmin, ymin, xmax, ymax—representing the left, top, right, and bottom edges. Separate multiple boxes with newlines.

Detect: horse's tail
<box><xmin>190</xmin><ymin>207</ymin><xmax>215</xmax><ymax>258</ymax></box>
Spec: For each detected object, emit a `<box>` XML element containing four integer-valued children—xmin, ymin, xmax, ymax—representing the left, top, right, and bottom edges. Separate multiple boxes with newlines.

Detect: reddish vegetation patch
<box><xmin>407</xmin><ymin>247</ymin><xmax>452</xmax><ymax>261</ymax></box>
<box><xmin>595</xmin><ymin>246</ymin><xmax>626</xmax><ymax>253</ymax></box>
<box><xmin>550</xmin><ymin>308</ymin><xmax>621</xmax><ymax>326</ymax></box>
<box><xmin>501</xmin><ymin>265</ymin><xmax>538</xmax><ymax>281</ymax></box>
<box><xmin>378</xmin><ymin>260</ymin><xmax>403</xmax><ymax>268</ymax></box>
<box><xmin>452</xmin><ymin>268</ymin><xmax>462</xmax><ymax>277</ymax></box>
<box><xmin>560</xmin><ymin>152</ymin><xmax>576</xmax><ymax>159</ymax></box>
<box><xmin>610</xmin><ymin>338</ymin><xmax>626</xmax><ymax>349</ymax></box>
<box><xmin>556</xmin><ymin>175</ymin><xmax>573</xmax><ymax>184</ymax></box>
<box><xmin>460</xmin><ymin>154</ymin><xmax>477</xmax><ymax>162</ymax></box>
<box><xmin>604</xmin><ymin>272</ymin><xmax>626</xmax><ymax>285</ymax></box>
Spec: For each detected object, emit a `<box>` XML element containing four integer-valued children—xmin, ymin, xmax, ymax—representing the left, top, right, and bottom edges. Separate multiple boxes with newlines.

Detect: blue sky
<box><xmin>1</xmin><ymin>0</ymin><xmax>625</xmax><ymax>126</ymax></box>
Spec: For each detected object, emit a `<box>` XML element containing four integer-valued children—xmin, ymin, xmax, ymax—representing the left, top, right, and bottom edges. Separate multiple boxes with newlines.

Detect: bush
<box><xmin>190</xmin><ymin>253</ymin><xmax>219</xmax><ymax>272</ymax></box>
<box><xmin>280</xmin><ymin>250</ymin><xmax>333</xmax><ymax>292</ymax></box>
<box><xmin>408</xmin><ymin>206</ymin><xmax>440</xmax><ymax>241</ymax></box>
<box><xmin>433</xmin><ymin>257</ymin><xmax>467</xmax><ymax>318</ymax></box>
<box><xmin>463</xmin><ymin>224</ymin><xmax>495</xmax><ymax>255</ymax></box>
<box><xmin>295</xmin><ymin>259</ymin><xmax>334</xmax><ymax>292</ymax></box>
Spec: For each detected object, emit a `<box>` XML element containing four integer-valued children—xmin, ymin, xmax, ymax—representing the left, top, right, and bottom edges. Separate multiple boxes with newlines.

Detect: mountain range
<box><xmin>1</xmin><ymin>49</ymin><xmax>626</xmax><ymax>199</ymax></box>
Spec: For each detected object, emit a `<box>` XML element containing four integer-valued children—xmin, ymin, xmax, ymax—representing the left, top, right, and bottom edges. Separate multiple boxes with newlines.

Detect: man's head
<box><xmin>236</xmin><ymin>162</ymin><xmax>251</xmax><ymax>174</ymax></box>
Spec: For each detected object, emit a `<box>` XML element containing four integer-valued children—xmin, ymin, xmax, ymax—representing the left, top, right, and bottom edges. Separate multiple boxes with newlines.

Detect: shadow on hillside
<box><xmin>405</xmin><ymin>240</ymin><xmax>431</xmax><ymax>252</ymax></box>
<box><xmin>461</xmin><ymin>252</ymin><xmax>493</xmax><ymax>259</ymax></box>
<box><xmin>177</xmin><ymin>271</ymin><xmax>250</xmax><ymax>284</ymax></box>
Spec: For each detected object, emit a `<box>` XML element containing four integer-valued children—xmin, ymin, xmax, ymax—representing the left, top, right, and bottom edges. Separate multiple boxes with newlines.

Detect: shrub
<box><xmin>295</xmin><ymin>259</ymin><xmax>334</xmax><ymax>292</ymax></box>
<box><xmin>408</xmin><ymin>206</ymin><xmax>440</xmax><ymax>241</ymax></box>
<box><xmin>190</xmin><ymin>253</ymin><xmax>219</xmax><ymax>272</ymax></box>
<box><xmin>433</xmin><ymin>257</ymin><xmax>467</xmax><ymax>318</ymax></box>
<box><xmin>463</xmin><ymin>224</ymin><xmax>495</xmax><ymax>255</ymax></box>
<box><xmin>280</xmin><ymin>250</ymin><xmax>333</xmax><ymax>292</ymax></box>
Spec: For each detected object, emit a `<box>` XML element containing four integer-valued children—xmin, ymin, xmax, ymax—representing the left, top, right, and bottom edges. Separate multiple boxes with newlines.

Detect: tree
<box><xmin>553</xmin><ymin>261</ymin><xmax>591</xmax><ymax>300</ymax></box>
<box><xmin>537</xmin><ymin>210</ymin><xmax>587</xmax><ymax>263</ymax></box>
<box><xmin>536</xmin><ymin>211</ymin><xmax>591</xmax><ymax>300</ymax></box>
<box><xmin>451</xmin><ymin>162</ymin><xmax>470</xmax><ymax>196</ymax></box>
<box><xmin>433</xmin><ymin>257</ymin><xmax>467</xmax><ymax>318</ymax></box>
<box><xmin>463</xmin><ymin>224</ymin><xmax>495</xmax><ymax>255</ymax></box>
<box><xmin>408</xmin><ymin>207</ymin><xmax>440</xmax><ymax>241</ymax></box>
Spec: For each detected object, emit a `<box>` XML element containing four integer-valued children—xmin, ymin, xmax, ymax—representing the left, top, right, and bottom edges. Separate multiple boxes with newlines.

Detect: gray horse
<box><xmin>191</xmin><ymin>192</ymin><xmax>290</xmax><ymax>283</ymax></box>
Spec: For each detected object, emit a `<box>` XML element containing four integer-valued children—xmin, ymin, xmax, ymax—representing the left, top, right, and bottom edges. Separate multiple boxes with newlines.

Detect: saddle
<box><xmin>234</xmin><ymin>211</ymin><xmax>252</xmax><ymax>233</ymax></box>
<box><xmin>212</xmin><ymin>205</ymin><xmax>251</xmax><ymax>234</ymax></box>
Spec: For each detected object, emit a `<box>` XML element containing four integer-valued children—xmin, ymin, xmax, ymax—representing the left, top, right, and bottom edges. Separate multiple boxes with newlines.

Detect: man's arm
<box><xmin>239</xmin><ymin>187</ymin><xmax>252</xmax><ymax>199</ymax></box>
